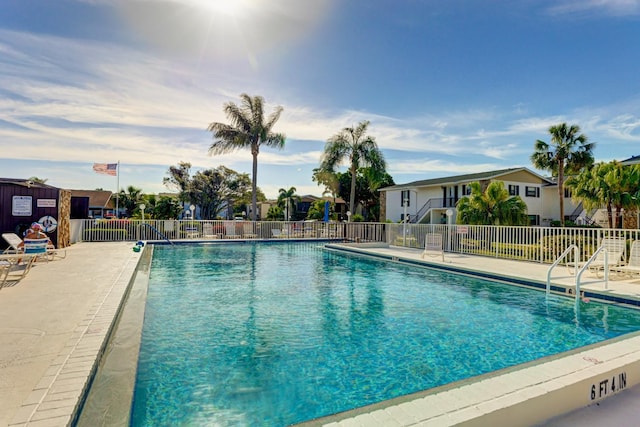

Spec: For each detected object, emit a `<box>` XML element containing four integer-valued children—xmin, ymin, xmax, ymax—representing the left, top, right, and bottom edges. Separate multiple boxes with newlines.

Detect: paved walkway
<box><xmin>1</xmin><ymin>241</ymin><xmax>640</xmax><ymax>426</ymax></box>
<box><xmin>0</xmin><ymin>242</ymin><xmax>140</xmax><ymax>427</ymax></box>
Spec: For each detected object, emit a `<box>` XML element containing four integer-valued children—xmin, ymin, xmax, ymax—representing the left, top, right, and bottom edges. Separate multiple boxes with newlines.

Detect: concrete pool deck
<box><xmin>0</xmin><ymin>242</ymin><xmax>141</xmax><ymax>427</ymax></box>
<box><xmin>1</xmin><ymin>241</ymin><xmax>640</xmax><ymax>426</ymax></box>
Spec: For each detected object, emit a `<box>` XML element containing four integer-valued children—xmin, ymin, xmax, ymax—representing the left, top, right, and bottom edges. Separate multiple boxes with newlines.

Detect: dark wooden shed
<box><xmin>0</xmin><ymin>178</ymin><xmax>70</xmax><ymax>249</ymax></box>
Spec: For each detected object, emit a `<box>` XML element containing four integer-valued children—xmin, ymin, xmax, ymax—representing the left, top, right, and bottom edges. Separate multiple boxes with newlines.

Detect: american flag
<box><xmin>93</xmin><ymin>163</ymin><xmax>118</xmax><ymax>176</ymax></box>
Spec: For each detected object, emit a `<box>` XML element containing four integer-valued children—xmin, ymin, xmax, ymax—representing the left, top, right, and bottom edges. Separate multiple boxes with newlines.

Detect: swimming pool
<box><xmin>130</xmin><ymin>242</ymin><xmax>640</xmax><ymax>426</ymax></box>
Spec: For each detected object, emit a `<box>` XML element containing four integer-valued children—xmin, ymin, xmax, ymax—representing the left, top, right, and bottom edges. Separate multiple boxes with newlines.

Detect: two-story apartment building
<box><xmin>380</xmin><ymin>167</ymin><xmax>580</xmax><ymax>226</ymax></box>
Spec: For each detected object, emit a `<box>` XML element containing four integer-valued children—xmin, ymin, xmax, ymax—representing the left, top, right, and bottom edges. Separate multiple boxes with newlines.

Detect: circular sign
<box><xmin>39</xmin><ymin>215</ymin><xmax>58</xmax><ymax>232</ymax></box>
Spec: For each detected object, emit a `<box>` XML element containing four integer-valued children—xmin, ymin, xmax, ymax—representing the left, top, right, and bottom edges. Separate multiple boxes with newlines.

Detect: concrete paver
<box><xmin>0</xmin><ymin>242</ymin><xmax>140</xmax><ymax>427</ymax></box>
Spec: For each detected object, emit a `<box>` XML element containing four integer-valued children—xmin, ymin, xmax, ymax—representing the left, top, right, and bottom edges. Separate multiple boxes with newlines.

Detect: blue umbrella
<box><xmin>323</xmin><ymin>201</ymin><xmax>330</xmax><ymax>222</ymax></box>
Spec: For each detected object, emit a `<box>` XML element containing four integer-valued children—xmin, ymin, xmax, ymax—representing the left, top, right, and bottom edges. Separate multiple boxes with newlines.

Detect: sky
<box><xmin>1</xmin><ymin>0</ymin><xmax>640</xmax><ymax>200</ymax></box>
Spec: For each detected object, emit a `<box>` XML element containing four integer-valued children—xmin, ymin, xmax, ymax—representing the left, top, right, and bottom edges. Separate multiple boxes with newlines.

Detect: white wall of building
<box><xmin>384</xmin><ymin>170</ymin><xmax>580</xmax><ymax>226</ymax></box>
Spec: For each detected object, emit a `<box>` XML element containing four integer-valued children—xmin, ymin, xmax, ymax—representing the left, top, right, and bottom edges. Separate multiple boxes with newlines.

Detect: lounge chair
<box><xmin>23</xmin><ymin>238</ymin><xmax>53</xmax><ymax>261</ymax></box>
<box><xmin>421</xmin><ymin>233</ymin><xmax>444</xmax><ymax>261</ymax></box>
<box><xmin>203</xmin><ymin>223</ymin><xmax>218</xmax><ymax>239</ymax></box>
<box><xmin>615</xmin><ymin>240</ymin><xmax>640</xmax><ymax>278</ymax></box>
<box><xmin>242</xmin><ymin>223</ymin><xmax>257</xmax><ymax>238</ymax></box>
<box><xmin>163</xmin><ymin>220</ymin><xmax>176</xmax><ymax>239</ymax></box>
<box><xmin>0</xmin><ymin>253</ymin><xmax>36</xmax><ymax>289</ymax></box>
<box><xmin>2</xmin><ymin>232</ymin><xmax>66</xmax><ymax>260</ymax></box>
<box><xmin>568</xmin><ymin>237</ymin><xmax>626</xmax><ymax>277</ymax></box>
<box><xmin>224</xmin><ymin>222</ymin><xmax>241</xmax><ymax>239</ymax></box>
<box><xmin>2</xmin><ymin>232</ymin><xmax>22</xmax><ymax>254</ymax></box>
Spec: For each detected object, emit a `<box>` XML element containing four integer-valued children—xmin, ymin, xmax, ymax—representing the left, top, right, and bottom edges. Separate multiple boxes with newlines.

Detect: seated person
<box><xmin>18</xmin><ymin>223</ymin><xmax>51</xmax><ymax>249</ymax></box>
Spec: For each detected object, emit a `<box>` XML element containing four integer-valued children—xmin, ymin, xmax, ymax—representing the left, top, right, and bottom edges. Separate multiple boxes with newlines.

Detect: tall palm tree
<box><xmin>531</xmin><ymin>123</ymin><xmax>595</xmax><ymax>226</ymax></box>
<box><xmin>456</xmin><ymin>181</ymin><xmax>528</xmax><ymax>226</ymax></box>
<box><xmin>208</xmin><ymin>94</ymin><xmax>285</xmax><ymax>221</ymax></box>
<box><xmin>320</xmin><ymin>120</ymin><xmax>385</xmax><ymax>220</ymax></box>
<box><xmin>277</xmin><ymin>186</ymin><xmax>299</xmax><ymax>220</ymax></box>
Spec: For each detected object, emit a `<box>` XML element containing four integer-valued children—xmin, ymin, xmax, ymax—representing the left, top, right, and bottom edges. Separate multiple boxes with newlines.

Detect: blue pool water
<box><xmin>130</xmin><ymin>242</ymin><xmax>640</xmax><ymax>426</ymax></box>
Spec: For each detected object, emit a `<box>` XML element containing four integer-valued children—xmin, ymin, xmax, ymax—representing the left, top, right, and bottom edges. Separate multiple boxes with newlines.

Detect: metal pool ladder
<box><xmin>546</xmin><ymin>244</ymin><xmax>579</xmax><ymax>297</ymax></box>
<box><xmin>139</xmin><ymin>223</ymin><xmax>173</xmax><ymax>245</ymax></box>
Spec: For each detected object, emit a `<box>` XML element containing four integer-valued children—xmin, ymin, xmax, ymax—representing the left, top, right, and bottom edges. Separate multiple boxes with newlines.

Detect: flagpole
<box><xmin>115</xmin><ymin>161</ymin><xmax>120</xmax><ymax>218</ymax></box>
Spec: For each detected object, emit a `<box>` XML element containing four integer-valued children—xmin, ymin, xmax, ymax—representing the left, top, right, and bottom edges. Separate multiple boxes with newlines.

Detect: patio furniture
<box><xmin>568</xmin><ymin>237</ymin><xmax>626</xmax><ymax>278</ymax></box>
<box><xmin>242</xmin><ymin>223</ymin><xmax>257</xmax><ymax>238</ymax></box>
<box><xmin>203</xmin><ymin>223</ymin><xmax>219</xmax><ymax>239</ymax></box>
<box><xmin>2</xmin><ymin>232</ymin><xmax>22</xmax><ymax>253</ymax></box>
<box><xmin>614</xmin><ymin>240</ymin><xmax>640</xmax><ymax>278</ymax></box>
<box><xmin>2</xmin><ymin>232</ymin><xmax>66</xmax><ymax>261</ymax></box>
<box><xmin>224</xmin><ymin>222</ymin><xmax>241</xmax><ymax>238</ymax></box>
<box><xmin>421</xmin><ymin>233</ymin><xmax>444</xmax><ymax>261</ymax></box>
<box><xmin>0</xmin><ymin>253</ymin><xmax>36</xmax><ymax>289</ymax></box>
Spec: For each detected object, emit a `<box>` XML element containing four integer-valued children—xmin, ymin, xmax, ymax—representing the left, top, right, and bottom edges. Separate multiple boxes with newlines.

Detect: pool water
<box><xmin>130</xmin><ymin>242</ymin><xmax>640</xmax><ymax>426</ymax></box>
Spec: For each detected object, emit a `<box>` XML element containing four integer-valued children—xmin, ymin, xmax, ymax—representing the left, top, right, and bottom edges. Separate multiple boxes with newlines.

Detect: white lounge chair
<box><xmin>615</xmin><ymin>240</ymin><xmax>640</xmax><ymax>278</ymax></box>
<box><xmin>2</xmin><ymin>232</ymin><xmax>22</xmax><ymax>253</ymax></box>
<box><xmin>2</xmin><ymin>232</ymin><xmax>66</xmax><ymax>260</ymax></box>
<box><xmin>0</xmin><ymin>253</ymin><xmax>36</xmax><ymax>289</ymax></box>
<box><xmin>569</xmin><ymin>237</ymin><xmax>626</xmax><ymax>277</ymax></box>
<box><xmin>421</xmin><ymin>233</ymin><xmax>444</xmax><ymax>261</ymax></box>
<box><xmin>224</xmin><ymin>222</ymin><xmax>241</xmax><ymax>238</ymax></box>
<box><xmin>242</xmin><ymin>223</ymin><xmax>257</xmax><ymax>238</ymax></box>
<box><xmin>271</xmin><ymin>228</ymin><xmax>291</xmax><ymax>238</ymax></box>
<box><xmin>203</xmin><ymin>223</ymin><xmax>218</xmax><ymax>238</ymax></box>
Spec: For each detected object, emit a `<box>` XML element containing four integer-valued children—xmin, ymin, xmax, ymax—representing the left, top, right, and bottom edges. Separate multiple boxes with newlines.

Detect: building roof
<box><xmin>69</xmin><ymin>189</ymin><xmax>115</xmax><ymax>208</ymax></box>
<box><xmin>379</xmin><ymin>167</ymin><xmax>553</xmax><ymax>191</ymax></box>
<box><xmin>621</xmin><ymin>155</ymin><xmax>640</xmax><ymax>165</ymax></box>
<box><xmin>0</xmin><ymin>178</ymin><xmax>59</xmax><ymax>190</ymax></box>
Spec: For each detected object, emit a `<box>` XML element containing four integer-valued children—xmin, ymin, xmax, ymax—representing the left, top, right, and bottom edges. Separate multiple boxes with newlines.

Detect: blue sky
<box><xmin>1</xmin><ymin>0</ymin><xmax>639</xmax><ymax>199</ymax></box>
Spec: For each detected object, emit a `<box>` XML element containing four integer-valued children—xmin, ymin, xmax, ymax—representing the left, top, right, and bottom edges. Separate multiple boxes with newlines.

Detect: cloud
<box><xmin>546</xmin><ymin>0</ymin><xmax>640</xmax><ymax>16</ymax></box>
<box><xmin>1</xmin><ymin>21</ymin><xmax>639</xmax><ymax>197</ymax></box>
<box><xmin>387</xmin><ymin>159</ymin><xmax>507</xmax><ymax>176</ymax></box>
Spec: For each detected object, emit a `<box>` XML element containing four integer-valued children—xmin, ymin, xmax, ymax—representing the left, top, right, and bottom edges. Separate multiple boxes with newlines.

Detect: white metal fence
<box><xmin>77</xmin><ymin>219</ymin><xmax>386</xmax><ymax>244</ymax></box>
<box><xmin>76</xmin><ymin>219</ymin><xmax>640</xmax><ymax>265</ymax></box>
<box><xmin>388</xmin><ymin>223</ymin><xmax>640</xmax><ymax>264</ymax></box>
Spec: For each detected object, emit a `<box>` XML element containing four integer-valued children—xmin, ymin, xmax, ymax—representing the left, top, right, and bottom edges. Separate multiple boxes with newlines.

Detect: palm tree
<box><xmin>207</xmin><ymin>94</ymin><xmax>285</xmax><ymax>221</ymax></box>
<box><xmin>531</xmin><ymin>123</ymin><xmax>595</xmax><ymax>226</ymax></box>
<box><xmin>456</xmin><ymin>181</ymin><xmax>528</xmax><ymax>226</ymax></box>
<box><xmin>118</xmin><ymin>185</ymin><xmax>144</xmax><ymax>217</ymax></box>
<box><xmin>567</xmin><ymin>161</ymin><xmax>639</xmax><ymax>228</ymax></box>
<box><xmin>277</xmin><ymin>186</ymin><xmax>299</xmax><ymax>220</ymax></box>
<box><xmin>320</xmin><ymin>120</ymin><xmax>385</xmax><ymax>220</ymax></box>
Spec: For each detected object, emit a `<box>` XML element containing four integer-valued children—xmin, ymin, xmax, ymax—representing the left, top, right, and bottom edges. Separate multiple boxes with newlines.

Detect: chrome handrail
<box><xmin>546</xmin><ymin>244</ymin><xmax>579</xmax><ymax>296</ymax></box>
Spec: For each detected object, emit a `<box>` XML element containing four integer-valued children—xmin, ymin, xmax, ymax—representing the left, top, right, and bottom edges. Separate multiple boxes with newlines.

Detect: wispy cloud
<box><xmin>546</xmin><ymin>0</ymin><xmax>640</xmax><ymax>16</ymax></box>
<box><xmin>1</xmin><ymin>21</ymin><xmax>639</xmax><ymax>195</ymax></box>
<box><xmin>387</xmin><ymin>159</ymin><xmax>508</xmax><ymax>177</ymax></box>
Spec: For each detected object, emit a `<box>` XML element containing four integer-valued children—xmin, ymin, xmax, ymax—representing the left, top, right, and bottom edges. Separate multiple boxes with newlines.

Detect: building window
<box><xmin>461</xmin><ymin>184</ymin><xmax>471</xmax><ymax>196</ymax></box>
<box><xmin>525</xmin><ymin>186</ymin><xmax>540</xmax><ymax>198</ymax></box>
<box><xmin>528</xmin><ymin>215</ymin><xmax>540</xmax><ymax>226</ymax></box>
<box><xmin>564</xmin><ymin>188</ymin><xmax>572</xmax><ymax>198</ymax></box>
<box><xmin>400</xmin><ymin>190</ymin><xmax>410</xmax><ymax>207</ymax></box>
<box><xmin>508</xmin><ymin>184</ymin><xmax>519</xmax><ymax>196</ymax></box>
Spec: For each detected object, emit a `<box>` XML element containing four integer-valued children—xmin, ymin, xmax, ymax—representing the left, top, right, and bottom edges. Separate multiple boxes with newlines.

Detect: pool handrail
<box><xmin>577</xmin><ymin>246</ymin><xmax>609</xmax><ymax>298</ymax></box>
<box><xmin>139</xmin><ymin>223</ymin><xmax>173</xmax><ymax>245</ymax></box>
<box><xmin>546</xmin><ymin>244</ymin><xmax>579</xmax><ymax>296</ymax></box>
